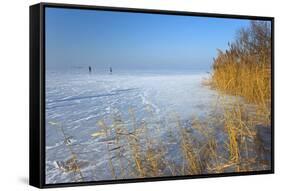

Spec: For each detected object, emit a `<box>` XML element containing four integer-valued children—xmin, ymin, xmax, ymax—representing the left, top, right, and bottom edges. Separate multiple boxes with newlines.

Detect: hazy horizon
<box><xmin>45</xmin><ymin>7</ymin><xmax>250</xmax><ymax>71</ymax></box>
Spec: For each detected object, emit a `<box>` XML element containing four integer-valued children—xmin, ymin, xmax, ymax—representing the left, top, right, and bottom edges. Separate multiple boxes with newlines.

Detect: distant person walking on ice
<box><xmin>88</xmin><ymin>66</ymin><xmax>92</xmax><ymax>73</ymax></box>
<box><xmin>110</xmin><ymin>67</ymin><xmax>112</xmax><ymax>74</ymax></box>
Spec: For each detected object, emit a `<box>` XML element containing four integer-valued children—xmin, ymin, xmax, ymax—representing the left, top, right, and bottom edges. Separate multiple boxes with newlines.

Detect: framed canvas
<box><xmin>29</xmin><ymin>2</ymin><xmax>274</xmax><ymax>188</ymax></box>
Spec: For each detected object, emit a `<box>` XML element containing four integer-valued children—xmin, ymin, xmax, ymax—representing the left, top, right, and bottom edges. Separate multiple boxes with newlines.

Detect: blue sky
<box><xmin>46</xmin><ymin>7</ymin><xmax>250</xmax><ymax>71</ymax></box>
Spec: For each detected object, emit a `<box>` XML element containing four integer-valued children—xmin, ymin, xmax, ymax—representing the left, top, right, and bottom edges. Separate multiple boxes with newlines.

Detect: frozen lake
<box><xmin>45</xmin><ymin>70</ymin><xmax>220</xmax><ymax>184</ymax></box>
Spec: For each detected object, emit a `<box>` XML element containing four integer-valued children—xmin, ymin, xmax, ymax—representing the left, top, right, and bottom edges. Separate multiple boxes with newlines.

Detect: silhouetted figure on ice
<box><xmin>89</xmin><ymin>66</ymin><xmax>92</xmax><ymax>73</ymax></box>
<box><xmin>109</xmin><ymin>67</ymin><xmax>112</xmax><ymax>74</ymax></box>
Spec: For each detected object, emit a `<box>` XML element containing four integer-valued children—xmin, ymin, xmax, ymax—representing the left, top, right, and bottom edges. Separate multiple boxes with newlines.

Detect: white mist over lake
<box><xmin>45</xmin><ymin>69</ymin><xmax>219</xmax><ymax>183</ymax></box>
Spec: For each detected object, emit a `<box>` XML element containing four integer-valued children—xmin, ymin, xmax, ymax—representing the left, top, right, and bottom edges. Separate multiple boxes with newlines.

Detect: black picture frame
<box><xmin>30</xmin><ymin>2</ymin><xmax>275</xmax><ymax>188</ymax></box>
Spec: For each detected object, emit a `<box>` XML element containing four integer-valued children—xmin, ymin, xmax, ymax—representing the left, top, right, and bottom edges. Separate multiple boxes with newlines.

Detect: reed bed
<box><xmin>208</xmin><ymin>20</ymin><xmax>272</xmax><ymax>172</ymax></box>
<box><xmin>211</xmin><ymin>21</ymin><xmax>271</xmax><ymax>124</ymax></box>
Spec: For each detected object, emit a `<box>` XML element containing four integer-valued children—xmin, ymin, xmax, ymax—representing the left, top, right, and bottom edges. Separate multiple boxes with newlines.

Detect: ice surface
<box><xmin>45</xmin><ymin>70</ymin><xmax>218</xmax><ymax>183</ymax></box>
